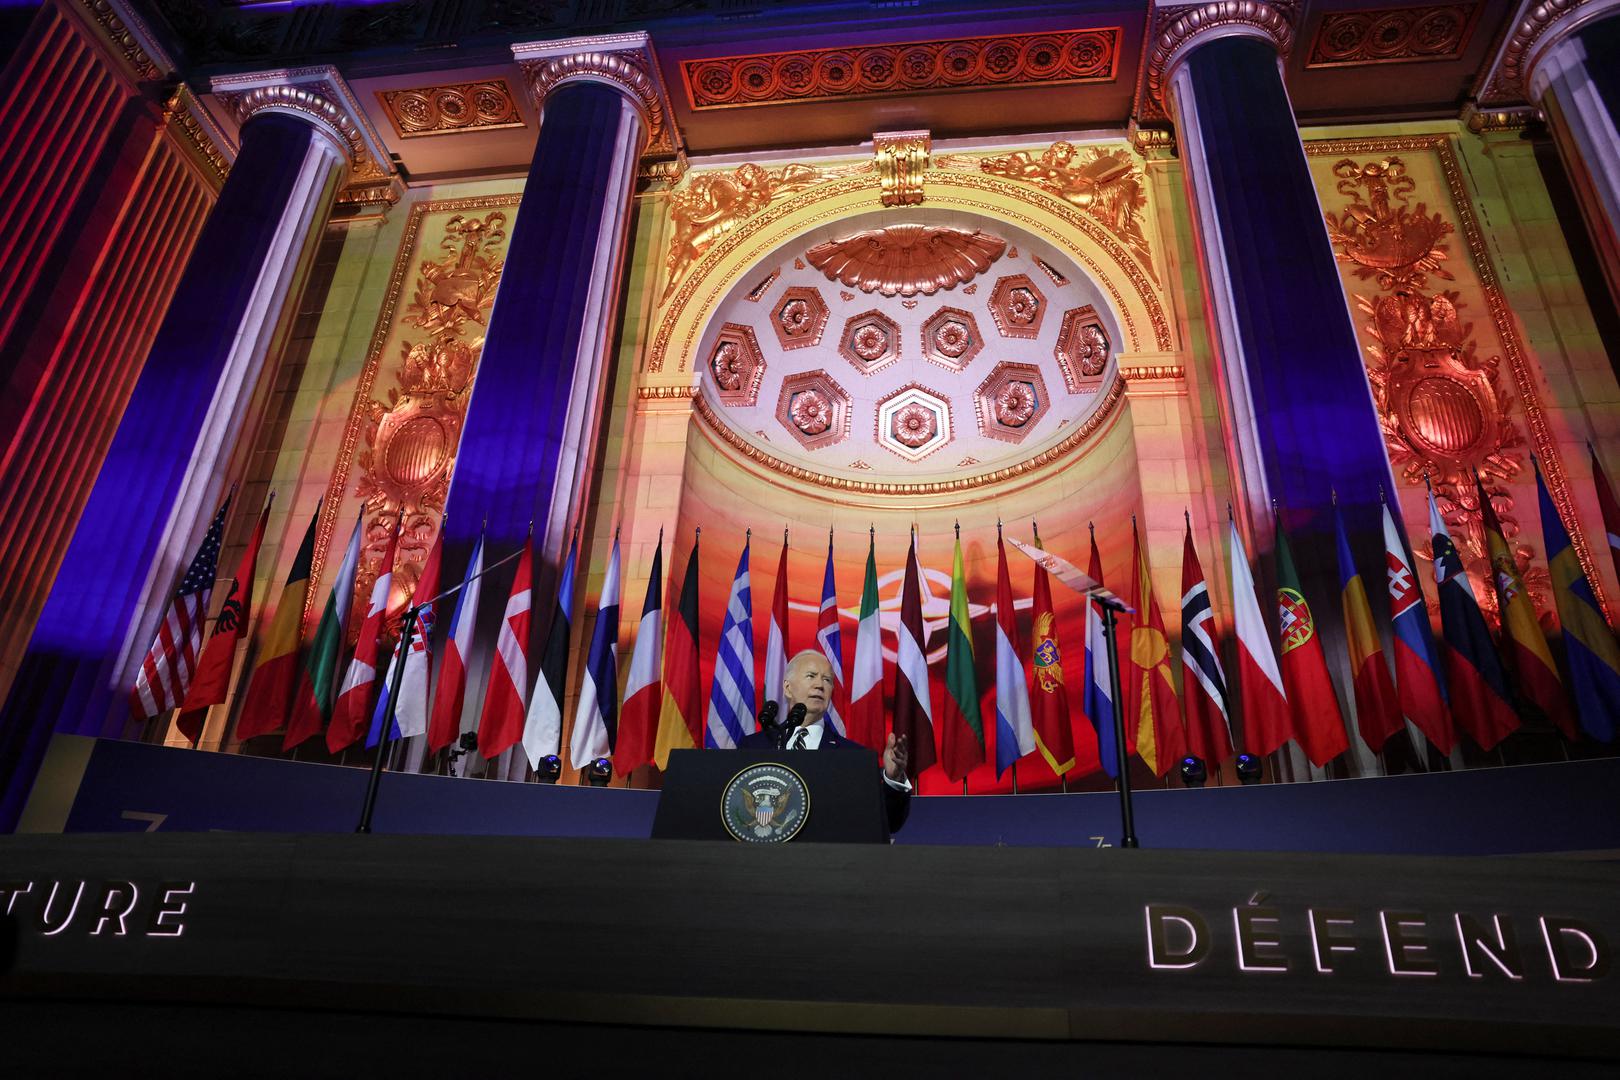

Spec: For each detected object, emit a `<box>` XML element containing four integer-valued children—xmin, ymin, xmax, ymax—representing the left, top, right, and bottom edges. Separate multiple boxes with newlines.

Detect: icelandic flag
<box><xmin>1082</xmin><ymin>532</ymin><xmax>1117</xmax><ymax>778</ymax></box>
<box><xmin>706</xmin><ymin>537</ymin><xmax>756</xmax><ymax>748</ymax></box>
<box><xmin>569</xmin><ymin>535</ymin><xmax>622</xmax><ymax>768</ymax></box>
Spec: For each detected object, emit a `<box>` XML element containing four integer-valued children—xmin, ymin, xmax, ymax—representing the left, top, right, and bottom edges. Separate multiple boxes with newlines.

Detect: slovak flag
<box><xmin>328</xmin><ymin>525</ymin><xmax>400</xmax><ymax>754</ymax></box>
<box><xmin>1381</xmin><ymin>501</ymin><xmax>1455</xmax><ymax>754</ymax></box>
<box><xmin>428</xmin><ymin>532</ymin><xmax>484</xmax><ymax>754</ymax></box>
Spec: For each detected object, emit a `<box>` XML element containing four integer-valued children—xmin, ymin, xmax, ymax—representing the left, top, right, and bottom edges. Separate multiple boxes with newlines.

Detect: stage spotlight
<box><xmin>1235</xmin><ymin>753</ymin><xmax>1263</xmax><ymax>786</ymax></box>
<box><xmin>587</xmin><ymin>758</ymin><xmax>613</xmax><ymax>787</ymax></box>
<box><xmin>536</xmin><ymin>755</ymin><xmax>562</xmax><ymax>784</ymax></box>
<box><xmin>1178</xmin><ymin>755</ymin><xmax>1207</xmax><ymax>788</ymax></box>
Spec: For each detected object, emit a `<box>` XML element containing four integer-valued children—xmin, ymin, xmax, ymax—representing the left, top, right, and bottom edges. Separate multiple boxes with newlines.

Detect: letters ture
<box><xmin>1145</xmin><ymin>902</ymin><xmax>1611</xmax><ymax>984</ymax></box>
<box><xmin>3</xmin><ymin>879</ymin><xmax>195</xmax><ymax>939</ymax></box>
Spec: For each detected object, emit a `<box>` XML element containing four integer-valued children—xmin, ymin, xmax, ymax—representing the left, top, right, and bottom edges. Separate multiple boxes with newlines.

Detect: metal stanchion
<box><xmin>1099</xmin><ymin>599</ymin><xmax>1139</xmax><ymax>848</ymax></box>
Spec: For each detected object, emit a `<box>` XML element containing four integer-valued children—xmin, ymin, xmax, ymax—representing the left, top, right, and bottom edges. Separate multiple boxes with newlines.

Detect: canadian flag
<box><xmin>1228</xmin><ymin>514</ymin><xmax>1291</xmax><ymax>757</ymax></box>
<box><xmin>477</xmin><ymin>535</ymin><xmax>533</xmax><ymax>760</ymax></box>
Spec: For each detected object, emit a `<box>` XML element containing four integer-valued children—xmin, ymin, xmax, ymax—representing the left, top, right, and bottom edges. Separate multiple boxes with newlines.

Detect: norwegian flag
<box><xmin>130</xmin><ymin>492</ymin><xmax>233</xmax><ymax>719</ymax></box>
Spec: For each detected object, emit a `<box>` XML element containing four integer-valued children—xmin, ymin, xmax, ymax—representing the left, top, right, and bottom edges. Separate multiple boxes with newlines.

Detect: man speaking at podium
<box><xmin>740</xmin><ymin>650</ymin><xmax>911</xmax><ymax>833</ymax></box>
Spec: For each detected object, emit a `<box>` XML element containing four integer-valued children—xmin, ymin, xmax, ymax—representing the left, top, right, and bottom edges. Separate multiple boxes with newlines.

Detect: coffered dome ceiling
<box><xmin>694</xmin><ymin>210</ymin><xmax>1122</xmax><ymax>488</ymax></box>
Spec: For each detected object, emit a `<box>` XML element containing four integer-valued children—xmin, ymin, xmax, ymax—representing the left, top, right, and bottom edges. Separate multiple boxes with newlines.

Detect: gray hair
<box><xmin>785</xmin><ymin>649</ymin><xmax>829</xmax><ymax>678</ymax></box>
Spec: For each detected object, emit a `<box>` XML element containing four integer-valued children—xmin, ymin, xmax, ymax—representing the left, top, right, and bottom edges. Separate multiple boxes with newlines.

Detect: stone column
<box><xmin>0</xmin><ymin>68</ymin><xmax>376</xmax><ymax>828</ymax></box>
<box><xmin>1149</xmin><ymin>2</ymin><xmax>1395</xmax><ymax>773</ymax></box>
<box><xmin>1507</xmin><ymin>0</ymin><xmax>1620</xmax><ymax>316</ymax></box>
<box><xmin>437</xmin><ymin>35</ymin><xmax>675</xmax><ymax>775</ymax></box>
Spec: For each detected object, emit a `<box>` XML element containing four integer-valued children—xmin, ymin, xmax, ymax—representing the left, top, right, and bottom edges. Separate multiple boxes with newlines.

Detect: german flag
<box><xmin>653</xmin><ymin>531</ymin><xmax>702</xmax><ymax>769</ymax></box>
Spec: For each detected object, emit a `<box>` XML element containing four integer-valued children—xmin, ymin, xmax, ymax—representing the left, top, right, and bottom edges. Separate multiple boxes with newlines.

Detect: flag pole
<box><xmin>1099</xmin><ymin>598</ymin><xmax>1139</xmax><ymax>848</ymax></box>
<box><xmin>356</xmin><ymin>603</ymin><xmax>417</xmax><ymax>834</ymax></box>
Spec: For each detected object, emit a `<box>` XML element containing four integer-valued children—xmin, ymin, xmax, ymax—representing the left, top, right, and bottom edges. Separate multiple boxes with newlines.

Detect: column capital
<box><xmin>210</xmin><ymin>66</ymin><xmax>402</xmax><ymax>205</ymax></box>
<box><xmin>1140</xmin><ymin>2</ymin><xmax>1296</xmax><ymax>119</ymax></box>
<box><xmin>1474</xmin><ymin>0</ymin><xmax>1620</xmax><ymax>106</ymax></box>
<box><xmin>512</xmin><ymin>33</ymin><xmax>679</xmax><ymax>158</ymax></box>
<box><xmin>162</xmin><ymin>84</ymin><xmax>235</xmax><ymax>190</ymax></box>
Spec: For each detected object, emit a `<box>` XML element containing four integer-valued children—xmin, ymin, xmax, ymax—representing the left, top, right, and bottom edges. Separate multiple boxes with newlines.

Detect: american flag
<box><xmin>130</xmin><ymin>493</ymin><xmax>233</xmax><ymax>719</ymax></box>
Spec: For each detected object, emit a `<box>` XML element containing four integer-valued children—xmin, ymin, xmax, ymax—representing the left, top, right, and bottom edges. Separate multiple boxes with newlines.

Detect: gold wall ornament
<box><xmin>976</xmin><ymin>143</ymin><xmax>1154</xmax><ymax>276</ymax></box>
<box><xmin>873</xmin><ymin>130</ymin><xmax>930</xmax><ymax>208</ymax></box>
<box><xmin>1306</xmin><ymin>4</ymin><xmax>1480</xmax><ymax>69</ymax></box>
<box><xmin>514</xmin><ymin>34</ymin><xmax>678</xmax><ymax>157</ymax></box>
<box><xmin>309</xmin><ymin>197</ymin><xmax>521</xmax><ymax>629</ymax></box>
<box><xmin>660</xmin><ymin>161</ymin><xmax>864</xmax><ymax>302</ymax></box>
<box><xmin>377</xmin><ymin>80</ymin><xmax>524</xmax><ymax>139</ymax></box>
<box><xmin>804</xmin><ymin>224</ymin><xmax>1007</xmax><ymax>297</ymax></box>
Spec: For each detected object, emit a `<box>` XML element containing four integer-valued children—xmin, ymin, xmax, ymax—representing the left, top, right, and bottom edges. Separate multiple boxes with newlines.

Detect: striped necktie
<box><xmin>789</xmin><ymin>727</ymin><xmax>808</xmax><ymax>750</ymax></box>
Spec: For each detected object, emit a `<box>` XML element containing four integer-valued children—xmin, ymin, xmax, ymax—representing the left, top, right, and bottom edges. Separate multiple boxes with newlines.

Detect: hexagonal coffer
<box><xmin>706</xmin><ymin>323</ymin><xmax>765</xmax><ymax>406</ymax></box>
<box><xmin>920</xmin><ymin>307</ymin><xmax>984</xmax><ymax>373</ymax></box>
<box><xmin>771</xmin><ymin>285</ymin><xmax>830</xmax><ymax>350</ymax></box>
<box><xmin>988</xmin><ymin>274</ymin><xmax>1047</xmax><ymax>340</ymax></box>
<box><xmin>875</xmin><ymin>384</ymin><xmax>953</xmax><ymax>463</ymax></box>
<box><xmin>776</xmin><ymin>370</ymin><xmax>851</xmax><ymax>451</ymax></box>
<box><xmin>838</xmin><ymin>310</ymin><xmax>900</xmax><ymax>375</ymax></box>
<box><xmin>1054</xmin><ymin>305</ymin><xmax>1111</xmax><ymax>393</ymax></box>
<box><xmin>974</xmin><ymin>362</ymin><xmax>1050</xmax><ymax>444</ymax></box>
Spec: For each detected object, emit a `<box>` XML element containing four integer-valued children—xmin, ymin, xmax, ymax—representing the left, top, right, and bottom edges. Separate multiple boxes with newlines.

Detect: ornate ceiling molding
<box><xmin>1138</xmin><ymin>1</ymin><xmax>1297</xmax><ymax>121</ymax></box>
<box><xmin>211</xmin><ymin>66</ymin><xmax>400</xmax><ymax>205</ymax></box>
<box><xmin>804</xmin><ymin>225</ymin><xmax>1008</xmax><ymax>298</ymax></box>
<box><xmin>873</xmin><ymin>130</ymin><xmax>930</xmax><ymax>208</ymax></box>
<box><xmin>73</xmin><ymin>0</ymin><xmax>175</xmax><ymax>82</ymax></box>
<box><xmin>377</xmin><ymin>79</ymin><xmax>524</xmax><ymax>139</ymax></box>
<box><xmin>680</xmin><ymin>28</ymin><xmax>1121</xmax><ymax>111</ymax></box>
<box><xmin>1304</xmin><ymin>3</ymin><xmax>1481</xmax><ymax>69</ymax></box>
<box><xmin>1474</xmin><ymin>0</ymin><xmax>1620</xmax><ymax>105</ymax></box>
<box><xmin>513</xmin><ymin>33</ymin><xmax>678</xmax><ymax>158</ymax></box>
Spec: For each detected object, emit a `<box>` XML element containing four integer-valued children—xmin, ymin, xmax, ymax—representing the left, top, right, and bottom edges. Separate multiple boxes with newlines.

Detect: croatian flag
<box><xmin>569</xmin><ymin>535</ymin><xmax>622</xmax><ymax>768</ymax></box>
<box><xmin>706</xmin><ymin>537</ymin><xmax>756</xmax><ymax>748</ymax></box>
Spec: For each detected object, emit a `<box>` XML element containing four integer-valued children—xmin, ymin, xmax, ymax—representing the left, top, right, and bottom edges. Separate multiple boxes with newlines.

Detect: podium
<box><xmin>651</xmin><ymin>748</ymin><xmax>890</xmax><ymax>843</ymax></box>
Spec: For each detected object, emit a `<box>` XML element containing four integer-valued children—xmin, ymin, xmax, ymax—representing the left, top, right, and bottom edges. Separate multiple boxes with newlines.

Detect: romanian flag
<box><xmin>236</xmin><ymin>500</ymin><xmax>320</xmax><ymax>740</ymax></box>
<box><xmin>1122</xmin><ymin>518</ymin><xmax>1183</xmax><ymax>776</ymax></box>
<box><xmin>1030</xmin><ymin>530</ymin><xmax>1076</xmax><ymax>775</ymax></box>
<box><xmin>1275</xmin><ymin>517</ymin><xmax>1349</xmax><ymax>766</ymax></box>
<box><xmin>1536</xmin><ymin>462</ymin><xmax>1620</xmax><ymax>742</ymax></box>
<box><xmin>1332</xmin><ymin>503</ymin><xmax>1402</xmax><ymax>752</ymax></box>
<box><xmin>654</xmin><ymin>532</ymin><xmax>702</xmax><ymax>769</ymax></box>
<box><xmin>939</xmin><ymin>531</ymin><xmax>984</xmax><ymax>783</ymax></box>
<box><xmin>1476</xmin><ymin>473</ymin><xmax>1572</xmax><ymax>737</ymax></box>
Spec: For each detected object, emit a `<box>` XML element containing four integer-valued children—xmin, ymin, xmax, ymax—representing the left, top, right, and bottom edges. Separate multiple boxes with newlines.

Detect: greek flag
<box><xmin>706</xmin><ymin>538</ymin><xmax>756</xmax><ymax>748</ymax></box>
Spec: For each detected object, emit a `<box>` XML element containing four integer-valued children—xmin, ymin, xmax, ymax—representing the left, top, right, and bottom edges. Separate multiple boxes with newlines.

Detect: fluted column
<box><xmin>435</xmin><ymin>35</ymin><xmax>672</xmax><ymax>766</ymax></box>
<box><xmin>1517</xmin><ymin>1</ymin><xmax>1620</xmax><ymax>314</ymax></box>
<box><xmin>1153</xmin><ymin>3</ymin><xmax>1395</xmax><ymax>559</ymax></box>
<box><xmin>0</xmin><ymin>70</ymin><xmax>361</xmax><ymax>828</ymax></box>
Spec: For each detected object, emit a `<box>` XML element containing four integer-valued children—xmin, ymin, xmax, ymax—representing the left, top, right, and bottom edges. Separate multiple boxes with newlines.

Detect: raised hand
<box><xmin>883</xmin><ymin>732</ymin><xmax>909</xmax><ymax>781</ymax></box>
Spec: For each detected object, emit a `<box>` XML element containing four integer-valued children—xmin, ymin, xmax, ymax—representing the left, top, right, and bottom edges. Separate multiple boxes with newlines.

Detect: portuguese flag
<box><xmin>1275</xmin><ymin>519</ymin><xmax>1349</xmax><ymax>766</ymax></box>
<box><xmin>939</xmin><ymin>532</ymin><xmax>984</xmax><ymax>782</ymax></box>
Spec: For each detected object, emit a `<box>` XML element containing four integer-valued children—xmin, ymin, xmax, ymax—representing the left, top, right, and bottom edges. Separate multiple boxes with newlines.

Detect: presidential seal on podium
<box><xmin>722</xmin><ymin>762</ymin><xmax>810</xmax><ymax>843</ymax></box>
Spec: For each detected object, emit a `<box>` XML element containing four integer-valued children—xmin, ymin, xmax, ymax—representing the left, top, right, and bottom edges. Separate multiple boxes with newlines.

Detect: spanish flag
<box><xmin>1536</xmin><ymin>461</ymin><xmax>1620</xmax><ymax>742</ymax></box>
<box><xmin>1476</xmin><ymin>472</ymin><xmax>1573</xmax><ymax>738</ymax></box>
<box><xmin>653</xmin><ymin>530</ymin><xmax>702</xmax><ymax>769</ymax></box>
<box><xmin>236</xmin><ymin>501</ymin><xmax>320</xmax><ymax>740</ymax></box>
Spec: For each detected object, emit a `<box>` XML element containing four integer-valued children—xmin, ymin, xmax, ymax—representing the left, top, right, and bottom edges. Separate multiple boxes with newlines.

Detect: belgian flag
<box><xmin>236</xmin><ymin>501</ymin><xmax>320</xmax><ymax>740</ymax></box>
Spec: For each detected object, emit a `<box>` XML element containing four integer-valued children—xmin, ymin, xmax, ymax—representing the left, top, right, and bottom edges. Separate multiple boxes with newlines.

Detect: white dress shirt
<box><xmin>787</xmin><ymin>716</ymin><xmax>913</xmax><ymax>793</ymax></box>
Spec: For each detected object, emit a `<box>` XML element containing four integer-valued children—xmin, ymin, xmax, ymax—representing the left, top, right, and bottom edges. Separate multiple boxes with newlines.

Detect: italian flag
<box><xmin>848</xmin><ymin>531</ymin><xmax>884</xmax><ymax>749</ymax></box>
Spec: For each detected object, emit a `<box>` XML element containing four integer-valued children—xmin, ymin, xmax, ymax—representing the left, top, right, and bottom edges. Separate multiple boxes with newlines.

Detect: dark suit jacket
<box><xmin>738</xmin><ymin>725</ymin><xmax>910</xmax><ymax>834</ymax></box>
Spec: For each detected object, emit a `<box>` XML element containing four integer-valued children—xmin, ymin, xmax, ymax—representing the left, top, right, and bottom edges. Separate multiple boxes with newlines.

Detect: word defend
<box><xmin>1145</xmin><ymin>901</ymin><xmax>1609</xmax><ymax>983</ymax></box>
<box><xmin>2</xmin><ymin>879</ymin><xmax>196</xmax><ymax>939</ymax></box>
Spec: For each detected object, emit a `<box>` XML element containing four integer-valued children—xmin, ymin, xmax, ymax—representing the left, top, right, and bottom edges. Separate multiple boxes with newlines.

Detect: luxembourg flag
<box><xmin>569</xmin><ymin>534</ymin><xmax>622</xmax><ymax>769</ymax></box>
<box><xmin>1228</xmin><ymin>512</ymin><xmax>1290</xmax><ymax>757</ymax></box>
<box><xmin>994</xmin><ymin>526</ymin><xmax>1036</xmax><ymax>778</ymax></box>
<box><xmin>816</xmin><ymin>531</ymin><xmax>847</xmax><ymax>736</ymax></box>
<box><xmin>428</xmin><ymin>533</ymin><xmax>484</xmax><ymax>754</ymax></box>
<box><xmin>706</xmin><ymin>537</ymin><xmax>756</xmax><ymax>748</ymax></box>
<box><xmin>1081</xmin><ymin>530</ymin><xmax>1117</xmax><ymax>778</ymax></box>
<box><xmin>328</xmin><ymin>527</ymin><xmax>399</xmax><ymax>754</ymax></box>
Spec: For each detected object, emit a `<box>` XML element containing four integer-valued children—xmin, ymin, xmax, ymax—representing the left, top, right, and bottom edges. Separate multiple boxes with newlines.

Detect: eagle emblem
<box><xmin>722</xmin><ymin>763</ymin><xmax>810</xmax><ymax>843</ymax></box>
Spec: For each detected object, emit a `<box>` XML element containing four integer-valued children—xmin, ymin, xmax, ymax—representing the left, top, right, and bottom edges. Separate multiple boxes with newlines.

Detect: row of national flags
<box><xmin>132</xmin><ymin>450</ymin><xmax>1620</xmax><ymax>778</ymax></box>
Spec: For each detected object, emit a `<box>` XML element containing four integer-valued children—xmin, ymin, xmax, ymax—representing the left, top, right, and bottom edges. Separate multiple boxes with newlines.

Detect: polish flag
<box><xmin>764</xmin><ymin>535</ymin><xmax>789</xmax><ymax>715</ymax></box>
<box><xmin>327</xmin><ymin>526</ymin><xmax>399</xmax><ymax>754</ymax></box>
<box><xmin>427</xmin><ymin>533</ymin><xmax>484</xmax><ymax>754</ymax></box>
<box><xmin>1228</xmin><ymin>514</ymin><xmax>1290</xmax><ymax>757</ymax></box>
<box><xmin>477</xmin><ymin>534</ymin><xmax>533</xmax><ymax>759</ymax></box>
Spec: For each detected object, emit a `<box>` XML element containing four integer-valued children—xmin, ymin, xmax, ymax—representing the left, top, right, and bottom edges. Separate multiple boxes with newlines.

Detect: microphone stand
<box><xmin>354</xmin><ymin>543</ymin><xmax>524</xmax><ymax>834</ymax></box>
<box><xmin>1094</xmin><ymin>588</ymin><xmax>1139</xmax><ymax>849</ymax></box>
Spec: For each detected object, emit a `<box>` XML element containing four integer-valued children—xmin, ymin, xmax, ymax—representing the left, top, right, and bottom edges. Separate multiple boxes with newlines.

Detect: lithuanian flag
<box><xmin>939</xmin><ymin>530</ymin><xmax>983</xmax><ymax>782</ymax></box>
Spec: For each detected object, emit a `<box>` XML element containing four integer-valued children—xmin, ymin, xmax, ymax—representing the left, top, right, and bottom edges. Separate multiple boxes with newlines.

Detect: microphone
<box><xmin>783</xmin><ymin>703</ymin><xmax>807</xmax><ymax>750</ymax></box>
<box><xmin>757</xmin><ymin>700</ymin><xmax>779</xmax><ymax>732</ymax></box>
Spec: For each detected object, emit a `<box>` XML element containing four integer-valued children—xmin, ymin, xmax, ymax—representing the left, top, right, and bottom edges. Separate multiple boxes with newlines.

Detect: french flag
<box><xmin>427</xmin><ymin>533</ymin><xmax>485</xmax><ymax>755</ymax></box>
